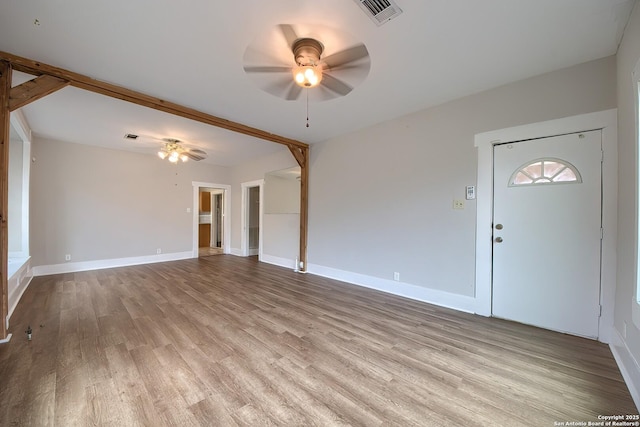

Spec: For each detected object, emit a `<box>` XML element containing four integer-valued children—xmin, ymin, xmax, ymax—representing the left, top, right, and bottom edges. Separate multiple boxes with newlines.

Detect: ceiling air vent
<box><xmin>124</xmin><ymin>133</ymin><xmax>139</xmax><ymax>140</ymax></box>
<box><xmin>353</xmin><ymin>0</ymin><xmax>403</xmax><ymax>26</ymax></box>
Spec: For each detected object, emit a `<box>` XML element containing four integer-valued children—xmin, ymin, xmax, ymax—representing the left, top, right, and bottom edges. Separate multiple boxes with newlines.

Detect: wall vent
<box><xmin>353</xmin><ymin>0</ymin><xmax>403</xmax><ymax>26</ymax></box>
<box><xmin>124</xmin><ymin>133</ymin><xmax>139</xmax><ymax>140</ymax></box>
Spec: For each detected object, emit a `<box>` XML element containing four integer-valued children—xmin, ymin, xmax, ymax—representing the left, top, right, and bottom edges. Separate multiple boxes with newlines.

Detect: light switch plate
<box><xmin>466</xmin><ymin>186</ymin><xmax>476</xmax><ymax>200</ymax></box>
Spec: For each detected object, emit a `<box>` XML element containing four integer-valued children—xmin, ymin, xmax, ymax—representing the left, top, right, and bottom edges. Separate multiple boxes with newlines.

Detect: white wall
<box><xmin>264</xmin><ymin>174</ymin><xmax>300</xmax><ymax>214</ymax></box>
<box><xmin>612</xmin><ymin>1</ymin><xmax>640</xmax><ymax>407</ymax></box>
<box><xmin>262</xmin><ymin>214</ymin><xmax>300</xmax><ymax>266</ymax></box>
<box><xmin>30</xmin><ymin>138</ymin><xmax>230</xmax><ymax>268</ymax></box>
<box><xmin>229</xmin><ymin>148</ymin><xmax>297</xmax><ymax>255</ymax></box>
<box><xmin>8</xmin><ymin>135</ymin><xmax>23</xmax><ymax>254</ymax></box>
<box><xmin>308</xmin><ymin>55</ymin><xmax>616</xmax><ymax>301</ymax></box>
<box><xmin>262</xmin><ymin>173</ymin><xmax>301</xmax><ymax>265</ymax></box>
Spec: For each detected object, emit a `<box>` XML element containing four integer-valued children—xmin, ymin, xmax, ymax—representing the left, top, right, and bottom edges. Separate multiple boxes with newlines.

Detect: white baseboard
<box><xmin>230</xmin><ymin>248</ymin><xmax>243</xmax><ymax>256</ymax></box>
<box><xmin>610</xmin><ymin>328</ymin><xmax>640</xmax><ymax>411</ymax></box>
<box><xmin>261</xmin><ymin>254</ymin><xmax>297</xmax><ymax>270</ymax></box>
<box><xmin>31</xmin><ymin>251</ymin><xmax>194</xmax><ymax>276</ymax></box>
<box><xmin>307</xmin><ymin>263</ymin><xmax>476</xmax><ymax>314</ymax></box>
<box><xmin>8</xmin><ymin>258</ymin><xmax>33</xmax><ymax>324</ymax></box>
<box><xmin>0</xmin><ymin>334</ymin><xmax>12</xmax><ymax>344</ymax></box>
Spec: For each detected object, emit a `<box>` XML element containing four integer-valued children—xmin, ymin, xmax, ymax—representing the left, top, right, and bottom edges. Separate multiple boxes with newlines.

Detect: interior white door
<box><xmin>492</xmin><ymin>130</ymin><xmax>602</xmax><ymax>338</ymax></box>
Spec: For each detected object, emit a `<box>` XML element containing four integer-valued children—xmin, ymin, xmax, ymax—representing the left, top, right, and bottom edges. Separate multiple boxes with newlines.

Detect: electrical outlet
<box><xmin>65</xmin><ymin>254</ymin><xmax>71</xmax><ymax>261</ymax></box>
<box><xmin>186</xmin><ymin>207</ymin><xmax>191</xmax><ymax>213</ymax></box>
<box><xmin>393</xmin><ymin>272</ymin><xmax>400</xmax><ymax>281</ymax></box>
<box><xmin>453</xmin><ymin>200</ymin><xmax>465</xmax><ymax>210</ymax></box>
<box><xmin>156</xmin><ymin>248</ymin><xmax>162</xmax><ymax>254</ymax></box>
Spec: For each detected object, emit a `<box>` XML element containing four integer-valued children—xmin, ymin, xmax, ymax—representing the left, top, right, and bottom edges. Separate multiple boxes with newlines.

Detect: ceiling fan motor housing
<box><xmin>292</xmin><ymin>38</ymin><xmax>324</xmax><ymax>66</ymax></box>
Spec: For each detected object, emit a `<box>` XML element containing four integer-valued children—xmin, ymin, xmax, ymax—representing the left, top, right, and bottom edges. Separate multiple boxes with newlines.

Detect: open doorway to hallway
<box><xmin>198</xmin><ymin>188</ymin><xmax>224</xmax><ymax>257</ymax></box>
<box><xmin>241</xmin><ymin>180</ymin><xmax>264</xmax><ymax>259</ymax></box>
<box><xmin>192</xmin><ymin>182</ymin><xmax>231</xmax><ymax>258</ymax></box>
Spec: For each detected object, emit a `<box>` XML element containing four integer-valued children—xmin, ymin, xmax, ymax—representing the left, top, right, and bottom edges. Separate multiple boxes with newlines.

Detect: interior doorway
<box><xmin>241</xmin><ymin>180</ymin><xmax>264</xmax><ymax>258</ymax></box>
<box><xmin>246</xmin><ymin>187</ymin><xmax>260</xmax><ymax>256</ymax></box>
<box><xmin>211</xmin><ymin>192</ymin><xmax>223</xmax><ymax>249</ymax></box>
<box><xmin>198</xmin><ymin>188</ymin><xmax>224</xmax><ymax>257</ymax></box>
<box><xmin>192</xmin><ymin>182</ymin><xmax>231</xmax><ymax>258</ymax></box>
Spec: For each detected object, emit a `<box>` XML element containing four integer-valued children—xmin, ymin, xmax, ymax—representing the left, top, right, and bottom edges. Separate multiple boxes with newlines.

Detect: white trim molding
<box><xmin>610</xmin><ymin>329</ymin><xmax>640</xmax><ymax>410</ymax></box>
<box><xmin>31</xmin><ymin>251</ymin><xmax>193</xmax><ymax>276</ymax></box>
<box><xmin>631</xmin><ymin>56</ymin><xmax>640</xmax><ymax>330</ymax></box>
<box><xmin>474</xmin><ymin>109</ymin><xmax>618</xmax><ymax>344</ymax></box>
<box><xmin>10</xmin><ymin>112</ymin><xmax>31</xmax><ymax>260</ymax></box>
<box><xmin>7</xmin><ymin>257</ymin><xmax>32</xmax><ymax>323</ymax></box>
<box><xmin>230</xmin><ymin>248</ymin><xmax>243</xmax><ymax>257</ymax></box>
<box><xmin>308</xmin><ymin>263</ymin><xmax>476</xmax><ymax>313</ymax></box>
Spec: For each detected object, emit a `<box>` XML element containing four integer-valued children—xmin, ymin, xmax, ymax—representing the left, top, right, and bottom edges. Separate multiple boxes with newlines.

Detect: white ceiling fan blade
<box><xmin>184</xmin><ymin>149</ymin><xmax>207</xmax><ymax>161</ymax></box>
<box><xmin>278</xmin><ymin>24</ymin><xmax>299</xmax><ymax>48</ymax></box>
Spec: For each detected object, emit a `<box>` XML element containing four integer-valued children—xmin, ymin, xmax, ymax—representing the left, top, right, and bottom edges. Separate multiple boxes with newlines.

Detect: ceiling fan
<box><xmin>243</xmin><ymin>24</ymin><xmax>371</xmax><ymax>102</ymax></box>
<box><xmin>124</xmin><ymin>134</ymin><xmax>207</xmax><ymax>163</ymax></box>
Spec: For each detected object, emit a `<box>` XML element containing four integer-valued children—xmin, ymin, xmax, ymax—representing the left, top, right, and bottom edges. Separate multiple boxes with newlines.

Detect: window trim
<box><xmin>508</xmin><ymin>157</ymin><xmax>582</xmax><ymax>187</ymax></box>
<box><xmin>633</xmin><ymin>56</ymin><xmax>640</xmax><ymax>313</ymax></box>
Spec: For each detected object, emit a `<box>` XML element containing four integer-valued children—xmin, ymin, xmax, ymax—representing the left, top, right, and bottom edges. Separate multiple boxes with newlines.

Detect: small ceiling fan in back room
<box><xmin>123</xmin><ymin>134</ymin><xmax>208</xmax><ymax>164</ymax></box>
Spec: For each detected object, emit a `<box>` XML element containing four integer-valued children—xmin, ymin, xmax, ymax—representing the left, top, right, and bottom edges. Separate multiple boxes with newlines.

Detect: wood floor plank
<box><xmin>153</xmin><ymin>344</ymin><xmax>209</xmax><ymax>406</ymax></box>
<box><xmin>188</xmin><ymin>397</ymin><xmax>240</xmax><ymax>427</ymax></box>
<box><xmin>0</xmin><ymin>255</ymin><xmax>636</xmax><ymax>426</ymax></box>
<box><xmin>54</xmin><ymin>363</ymin><xmax>89</xmax><ymax>426</ymax></box>
<box><xmin>23</xmin><ymin>370</ymin><xmax>56</xmax><ymax>427</ymax></box>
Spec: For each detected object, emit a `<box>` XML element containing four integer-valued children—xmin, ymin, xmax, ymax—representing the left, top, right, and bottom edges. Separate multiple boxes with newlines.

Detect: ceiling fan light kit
<box><xmin>125</xmin><ymin>136</ymin><xmax>207</xmax><ymax>164</ymax></box>
<box><xmin>293</xmin><ymin>65</ymin><xmax>322</xmax><ymax>88</ymax></box>
<box><xmin>158</xmin><ymin>148</ymin><xmax>188</xmax><ymax>163</ymax></box>
<box><xmin>243</xmin><ymin>24</ymin><xmax>371</xmax><ymax>102</ymax></box>
<box><xmin>292</xmin><ymin>38</ymin><xmax>324</xmax><ymax>88</ymax></box>
<box><xmin>158</xmin><ymin>140</ymin><xmax>189</xmax><ymax>163</ymax></box>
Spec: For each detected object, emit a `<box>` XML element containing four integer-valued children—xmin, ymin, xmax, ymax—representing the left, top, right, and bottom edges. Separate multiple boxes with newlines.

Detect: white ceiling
<box><xmin>0</xmin><ymin>0</ymin><xmax>635</xmax><ymax>166</ymax></box>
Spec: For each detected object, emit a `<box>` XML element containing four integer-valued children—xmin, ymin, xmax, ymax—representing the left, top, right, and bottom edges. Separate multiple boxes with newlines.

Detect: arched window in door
<box><xmin>509</xmin><ymin>158</ymin><xmax>581</xmax><ymax>186</ymax></box>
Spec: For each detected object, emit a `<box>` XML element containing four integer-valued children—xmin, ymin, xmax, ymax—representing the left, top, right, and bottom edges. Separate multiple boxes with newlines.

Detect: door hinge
<box><xmin>600</xmin><ymin>227</ymin><xmax>604</xmax><ymax>240</ymax></box>
<box><xmin>599</xmin><ymin>304</ymin><xmax>602</xmax><ymax>317</ymax></box>
<box><xmin>601</xmin><ymin>150</ymin><xmax>604</xmax><ymax>163</ymax></box>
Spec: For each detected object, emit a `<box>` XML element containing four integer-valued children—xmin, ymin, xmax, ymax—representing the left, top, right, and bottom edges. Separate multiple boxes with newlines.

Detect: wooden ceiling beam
<box><xmin>288</xmin><ymin>145</ymin><xmax>306</xmax><ymax>168</ymax></box>
<box><xmin>9</xmin><ymin>74</ymin><xmax>69</xmax><ymax>111</ymax></box>
<box><xmin>298</xmin><ymin>147</ymin><xmax>309</xmax><ymax>273</ymax></box>
<box><xmin>0</xmin><ymin>61</ymin><xmax>11</xmax><ymax>340</ymax></box>
<box><xmin>287</xmin><ymin>144</ymin><xmax>309</xmax><ymax>272</ymax></box>
<box><xmin>0</xmin><ymin>50</ymin><xmax>308</xmax><ymax>150</ymax></box>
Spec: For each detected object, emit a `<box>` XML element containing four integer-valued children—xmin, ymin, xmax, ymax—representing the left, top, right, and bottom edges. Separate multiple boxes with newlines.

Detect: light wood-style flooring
<box><xmin>198</xmin><ymin>247</ymin><xmax>223</xmax><ymax>257</ymax></box>
<box><xmin>0</xmin><ymin>255</ymin><xmax>636</xmax><ymax>426</ymax></box>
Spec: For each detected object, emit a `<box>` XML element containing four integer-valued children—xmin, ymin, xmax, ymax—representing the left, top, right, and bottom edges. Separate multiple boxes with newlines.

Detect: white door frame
<box><xmin>474</xmin><ymin>109</ymin><xmax>618</xmax><ymax>343</ymax></box>
<box><xmin>241</xmin><ymin>179</ymin><xmax>264</xmax><ymax>259</ymax></box>
<box><xmin>210</xmin><ymin>192</ymin><xmax>216</xmax><ymax>248</ymax></box>
<box><xmin>192</xmin><ymin>182</ymin><xmax>231</xmax><ymax>257</ymax></box>
<box><xmin>210</xmin><ymin>190</ymin><xmax>223</xmax><ymax>248</ymax></box>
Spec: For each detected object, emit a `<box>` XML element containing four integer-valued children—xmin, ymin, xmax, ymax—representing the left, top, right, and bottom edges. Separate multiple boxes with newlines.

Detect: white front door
<box><xmin>492</xmin><ymin>130</ymin><xmax>602</xmax><ymax>338</ymax></box>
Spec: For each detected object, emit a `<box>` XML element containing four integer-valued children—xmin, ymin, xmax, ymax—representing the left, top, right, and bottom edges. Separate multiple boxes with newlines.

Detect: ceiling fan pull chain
<box><xmin>306</xmin><ymin>90</ymin><xmax>310</xmax><ymax>128</ymax></box>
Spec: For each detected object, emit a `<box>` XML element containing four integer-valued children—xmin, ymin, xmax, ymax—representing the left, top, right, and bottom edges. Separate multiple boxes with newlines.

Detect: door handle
<box><xmin>495</xmin><ymin>224</ymin><xmax>503</xmax><ymax>230</ymax></box>
<box><xmin>495</xmin><ymin>237</ymin><xmax>503</xmax><ymax>243</ymax></box>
